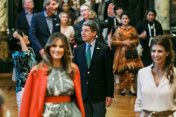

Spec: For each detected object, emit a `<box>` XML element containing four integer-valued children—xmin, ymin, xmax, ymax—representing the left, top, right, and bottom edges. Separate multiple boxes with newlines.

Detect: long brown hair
<box><xmin>39</xmin><ymin>32</ymin><xmax>75</xmax><ymax>78</ymax></box>
<box><xmin>150</xmin><ymin>35</ymin><xmax>175</xmax><ymax>84</ymax></box>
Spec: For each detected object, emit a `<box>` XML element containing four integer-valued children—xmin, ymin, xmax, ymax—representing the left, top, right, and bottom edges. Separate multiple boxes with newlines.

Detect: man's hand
<box><xmin>105</xmin><ymin>97</ymin><xmax>112</xmax><ymax>107</ymax></box>
<box><xmin>39</xmin><ymin>49</ymin><xmax>44</xmax><ymax>58</ymax></box>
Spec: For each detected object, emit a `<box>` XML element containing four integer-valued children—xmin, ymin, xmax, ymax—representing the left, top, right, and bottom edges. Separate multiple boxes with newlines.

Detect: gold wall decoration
<box><xmin>0</xmin><ymin>41</ymin><xmax>8</xmax><ymax>59</ymax></box>
<box><xmin>0</xmin><ymin>0</ymin><xmax>8</xmax><ymax>32</ymax></box>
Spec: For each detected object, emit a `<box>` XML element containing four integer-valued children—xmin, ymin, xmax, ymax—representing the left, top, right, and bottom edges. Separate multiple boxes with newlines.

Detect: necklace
<box><xmin>121</xmin><ymin>26</ymin><xmax>131</xmax><ymax>30</ymax></box>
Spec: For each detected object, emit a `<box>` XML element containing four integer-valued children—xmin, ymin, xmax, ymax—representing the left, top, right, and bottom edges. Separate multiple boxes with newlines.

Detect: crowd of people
<box><xmin>1</xmin><ymin>0</ymin><xmax>175</xmax><ymax>117</ymax></box>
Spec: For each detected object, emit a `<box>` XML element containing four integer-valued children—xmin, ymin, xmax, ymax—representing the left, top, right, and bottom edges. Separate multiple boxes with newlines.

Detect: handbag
<box><xmin>12</xmin><ymin>67</ymin><xmax>17</xmax><ymax>82</ymax></box>
<box><xmin>125</xmin><ymin>50</ymin><xmax>138</xmax><ymax>59</ymax></box>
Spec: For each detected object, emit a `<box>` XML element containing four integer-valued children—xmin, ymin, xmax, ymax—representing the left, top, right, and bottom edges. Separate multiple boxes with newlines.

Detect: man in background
<box><xmin>29</xmin><ymin>0</ymin><xmax>60</xmax><ymax>62</ymax></box>
<box><xmin>15</xmin><ymin>0</ymin><xmax>37</xmax><ymax>36</ymax></box>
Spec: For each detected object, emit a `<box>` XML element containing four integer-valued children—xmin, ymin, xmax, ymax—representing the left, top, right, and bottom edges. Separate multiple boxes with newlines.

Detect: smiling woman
<box><xmin>49</xmin><ymin>39</ymin><xmax>65</xmax><ymax>65</ymax></box>
<box><xmin>135</xmin><ymin>35</ymin><xmax>176</xmax><ymax>117</ymax></box>
<box><xmin>151</xmin><ymin>45</ymin><xmax>169</xmax><ymax>66</ymax></box>
<box><xmin>20</xmin><ymin>32</ymin><xmax>85</xmax><ymax>117</ymax></box>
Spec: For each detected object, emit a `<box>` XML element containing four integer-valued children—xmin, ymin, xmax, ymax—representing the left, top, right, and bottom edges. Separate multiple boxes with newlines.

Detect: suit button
<box><xmin>86</xmin><ymin>82</ymin><xmax>88</xmax><ymax>84</ymax></box>
<box><xmin>87</xmin><ymin>71</ymin><xmax>90</xmax><ymax>74</ymax></box>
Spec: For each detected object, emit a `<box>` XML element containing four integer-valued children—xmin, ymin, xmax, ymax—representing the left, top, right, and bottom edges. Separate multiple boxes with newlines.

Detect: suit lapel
<box><xmin>89</xmin><ymin>42</ymin><xmax>100</xmax><ymax>69</ymax></box>
<box><xmin>53</xmin><ymin>15</ymin><xmax>60</xmax><ymax>33</ymax></box>
<box><xmin>23</xmin><ymin>11</ymin><xmax>30</xmax><ymax>28</ymax></box>
<box><xmin>41</xmin><ymin>12</ymin><xmax>50</xmax><ymax>34</ymax></box>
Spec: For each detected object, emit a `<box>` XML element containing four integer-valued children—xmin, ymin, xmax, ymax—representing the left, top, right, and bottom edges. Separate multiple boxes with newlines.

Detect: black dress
<box><xmin>135</xmin><ymin>19</ymin><xmax>163</xmax><ymax>67</ymax></box>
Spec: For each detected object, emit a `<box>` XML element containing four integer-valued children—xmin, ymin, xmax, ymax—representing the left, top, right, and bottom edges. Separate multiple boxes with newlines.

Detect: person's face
<box><xmin>23</xmin><ymin>0</ymin><xmax>34</xmax><ymax>9</ymax></box>
<box><xmin>147</xmin><ymin>11</ymin><xmax>155</xmax><ymax>22</ymax></box>
<box><xmin>17</xmin><ymin>34</ymin><xmax>30</xmax><ymax>45</ymax></box>
<box><xmin>62</xmin><ymin>2</ymin><xmax>70</xmax><ymax>12</ymax></box>
<box><xmin>23</xmin><ymin>34</ymin><xmax>30</xmax><ymax>45</ymax></box>
<box><xmin>121</xmin><ymin>14</ymin><xmax>130</xmax><ymax>26</ymax></box>
<box><xmin>81</xmin><ymin>26</ymin><xmax>96</xmax><ymax>43</ymax></box>
<box><xmin>115</xmin><ymin>8</ymin><xmax>123</xmax><ymax>16</ymax></box>
<box><xmin>50</xmin><ymin>39</ymin><xmax>65</xmax><ymax>62</ymax></box>
<box><xmin>46</xmin><ymin>0</ymin><xmax>57</xmax><ymax>15</ymax></box>
<box><xmin>80</xmin><ymin>6</ymin><xmax>90</xmax><ymax>20</ymax></box>
<box><xmin>60</xmin><ymin>14</ymin><xmax>69</xmax><ymax>24</ymax></box>
<box><xmin>151</xmin><ymin>45</ymin><xmax>169</xmax><ymax>65</ymax></box>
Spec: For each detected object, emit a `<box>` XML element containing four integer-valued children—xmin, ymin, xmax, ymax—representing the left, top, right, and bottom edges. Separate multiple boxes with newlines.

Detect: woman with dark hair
<box><xmin>136</xmin><ymin>8</ymin><xmax>163</xmax><ymax>67</ymax></box>
<box><xmin>7</xmin><ymin>30</ymin><xmax>37</xmax><ymax>115</ymax></box>
<box><xmin>107</xmin><ymin>4</ymin><xmax>124</xmax><ymax>84</ymax></box>
<box><xmin>20</xmin><ymin>32</ymin><xmax>85</xmax><ymax>117</ymax></box>
<box><xmin>135</xmin><ymin>35</ymin><xmax>176</xmax><ymax>117</ymax></box>
<box><xmin>107</xmin><ymin>4</ymin><xmax>124</xmax><ymax>50</ymax></box>
<box><xmin>112</xmin><ymin>11</ymin><xmax>143</xmax><ymax>96</ymax></box>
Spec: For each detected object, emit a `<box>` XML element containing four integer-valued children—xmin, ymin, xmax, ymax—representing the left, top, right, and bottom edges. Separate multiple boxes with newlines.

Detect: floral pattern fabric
<box><xmin>12</xmin><ymin>47</ymin><xmax>37</xmax><ymax>93</ymax></box>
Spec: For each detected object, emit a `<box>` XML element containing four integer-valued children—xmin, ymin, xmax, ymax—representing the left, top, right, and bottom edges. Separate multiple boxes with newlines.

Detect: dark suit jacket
<box><xmin>29</xmin><ymin>11</ymin><xmax>60</xmax><ymax>58</ymax></box>
<box><xmin>73</xmin><ymin>41</ymin><xmax>114</xmax><ymax>102</ymax></box>
<box><xmin>15</xmin><ymin>10</ymin><xmax>37</xmax><ymax>36</ymax></box>
<box><xmin>74</xmin><ymin>17</ymin><xmax>113</xmax><ymax>45</ymax></box>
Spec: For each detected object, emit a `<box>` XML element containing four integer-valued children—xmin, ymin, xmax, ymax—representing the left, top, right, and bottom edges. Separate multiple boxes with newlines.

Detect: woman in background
<box><xmin>20</xmin><ymin>32</ymin><xmax>85</xmax><ymax>117</ymax></box>
<box><xmin>136</xmin><ymin>8</ymin><xmax>163</xmax><ymax>67</ymax></box>
<box><xmin>107</xmin><ymin>4</ymin><xmax>124</xmax><ymax>85</ymax></box>
<box><xmin>107</xmin><ymin>4</ymin><xmax>123</xmax><ymax>50</ymax></box>
<box><xmin>57</xmin><ymin>1</ymin><xmax>78</xmax><ymax>26</ymax></box>
<box><xmin>59</xmin><ymin>12</ymin><xmax>75</xmax><ymax>51</ymax></box>
<box><xmin>8</xmin><ymin>30</ymin><xmax>37</xmax><ymax>115</ymax></box>
<box><xmin>135</xmin><ymin>35</ymin><xmax>176</xmax><ymax>117</ymax></box>
<box><xmin>112</xmin><ymin>12</ymin><xmax>143</xmax><ymax>96</ymax></box>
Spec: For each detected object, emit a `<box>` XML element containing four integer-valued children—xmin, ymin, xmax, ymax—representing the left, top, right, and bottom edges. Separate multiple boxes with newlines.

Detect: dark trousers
<box><xmin>84</xmin><ymin>94</ymin><xmax>106</xmax><ymax>117</ymax></box>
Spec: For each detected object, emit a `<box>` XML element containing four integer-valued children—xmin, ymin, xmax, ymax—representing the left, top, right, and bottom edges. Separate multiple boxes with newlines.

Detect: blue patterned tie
<box><xmin>86</xmin><ymin>44</ymin><xmax>91</xmax><ymax>68</ymax></box>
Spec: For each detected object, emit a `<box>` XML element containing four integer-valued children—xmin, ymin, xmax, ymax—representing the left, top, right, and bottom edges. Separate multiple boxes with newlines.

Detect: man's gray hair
<box><xmin>22</xmin><ymin>0</ymin><xmax>33</xmax><ymax>8</ymax></box>
<box><xmin>22</xmin><ymin>0</ymin><xmax>33</xmax><ymax>5</ymax></box>
<box><xmin>43</xmin><ymin>0</ymin><xmax>56</xmax><ymax>10</ymax></box>
<box><xmin>83</xmin><ymin>20</ymin><xmax>99</xmax><ymax>32</ymax></box>
<box><xmin>80</xmin><ymin>3</ymin><xmax>92</xmax><ymax>10</ymax></box>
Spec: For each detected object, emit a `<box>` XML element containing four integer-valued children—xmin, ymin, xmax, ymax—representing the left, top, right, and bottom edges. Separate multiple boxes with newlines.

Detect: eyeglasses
<box><xmin>80</xmin><ymin>9</ymin><xmax>89</xmax><ymax>12</ymax></box>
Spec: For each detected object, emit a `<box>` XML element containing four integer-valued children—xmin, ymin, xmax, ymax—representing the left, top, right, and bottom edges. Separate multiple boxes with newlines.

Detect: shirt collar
<box><xmin>86</xmin><ymin>40</ymin><xmax>96</xmax><ymax>47</ymax></box>
<box><xmin>25</xmin><ymin>10</ymin><xmax>27</xmax><ymax>14</ymax></box>
<box><xmin>44</xmin><ymin>11</ymin><xmax>48</xmax><ymax>17</ymax></box>
<box><xmin>25</xmin><ymin>9</ymin><xmax>33</xmax><ymax>14</ymax></box>
<box><xmin>44</xmin><ymin>11</ymin><xmax>55</xmax><ymax>18</ymax></box>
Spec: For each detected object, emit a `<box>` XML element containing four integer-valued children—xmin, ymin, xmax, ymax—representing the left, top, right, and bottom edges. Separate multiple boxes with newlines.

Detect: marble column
<box><xmin>0</xmin><ymin>0</ymin><xmax>8</xmax><ymax>32</ymax></box>
<box><xmin>0</xmin><ymin>0</ymin><xmax>8</xmax><ymax>59</ymax></box>
<box><xmin>154</xmin><ymin>0</ymin><xmax>170</xmax><ymax>31</ymax></box>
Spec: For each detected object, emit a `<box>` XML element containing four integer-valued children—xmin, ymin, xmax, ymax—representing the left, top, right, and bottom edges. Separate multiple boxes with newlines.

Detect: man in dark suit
<box><xmin>29</xmin><ymin>0</ymin><xmax>60</xmax><ymax>62</ymax></box>
<box><xmin>15</xmin><ymin>0</ymin><xmax>36</xmax><ymax>36</ymax></box>
<box><xmin>73</xmin><ymin>20</ymin><xmax>114</xmax><ymax>117</ymax></box>
<box><xmin>74</xmin><ymin>4</ymin><xmax>113</xmax><ymax>45</ymax></box>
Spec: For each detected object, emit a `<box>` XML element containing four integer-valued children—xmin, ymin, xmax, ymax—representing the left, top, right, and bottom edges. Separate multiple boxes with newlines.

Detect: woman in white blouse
<box><xmin>59</xmin><ymin>12</ymin><xmax>75</xmax><ymax>51</ymax></box>
<box><xmin>134</xmin><ymin>35</ymin><xmax>176</xmax><ymax>117</ymax></box>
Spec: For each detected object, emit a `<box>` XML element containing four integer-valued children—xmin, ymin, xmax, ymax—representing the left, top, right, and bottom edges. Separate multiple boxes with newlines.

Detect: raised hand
<box><xmin>108</xmin><ymin>3</ymin><xmax>115</xmax><ymax>17</ymax></box>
